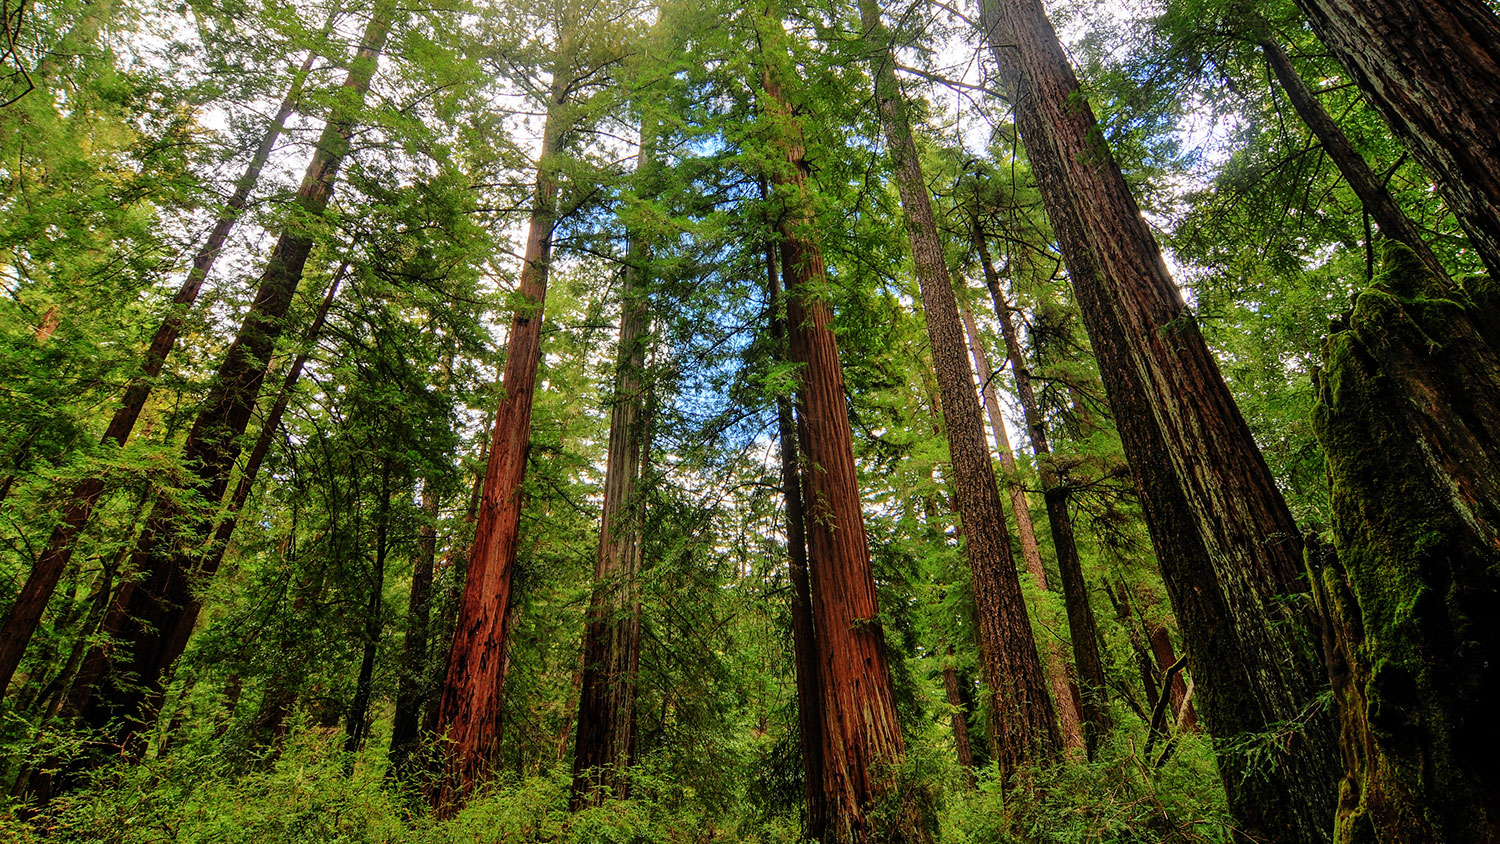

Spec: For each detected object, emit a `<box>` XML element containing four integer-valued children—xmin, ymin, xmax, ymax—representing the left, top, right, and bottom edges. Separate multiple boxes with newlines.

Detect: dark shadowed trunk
<box><xmin>389</xmin><ymin>482</ymin><xmax>439</xmax><ymax>777</ymax></box>
<box><xmin>974</xmin><ymin>231</ymin><xmax>1111</xmax><ymax>756</ymax></box>
<box><xmin>957</xmin><ymin>297</ymin><xmax>1084</xmax><ymax>754</ymax></box>
<box><xmin>859</xmin><ymin>0</ymin><xmax>1058</xmax><ymax>778</ymax></box>
<box><xmin>1286</xmin><ymin>0</ymin><xmax>1500</xmax><ymax>278</ymax></box>
<box><xmin>941</xmin><ymin>646</ymin><xmax>976</xmax><ymax>789</ymax></box>
<box><xmin>1258</xmin><ymin>35</ymin><xmax>1448</xmax><ymax>283</ymax></box>
<box><xmin>0</xmin><ymin>44</ymin><xmax>324</xmax><ymax>698</ymax></box>
<box><xmin>979</xmin><ymin>2</ymin><xmax>1340</xmax><ymax>840</ymax></box>
<box><xmin>569</xmin><ymin>130</ymin><xmax>654</xmax><ymax>810</ymax></box>
<box><xmin>429</xmin><ymin>58</ymin><xmax>569</xmax><ymax>816</ymax></box>
<box><xmin>73</xmin><ymin>4</ymin><xmax>395</xmax><ymax>748</ymax></box>
<box><xmin>1310</xmin><ymin>244</ymin><xmax>1500</xmax><ymax>843</ymax></box>
<box><xmin>344</xmin><ymin>458</ymin><xmax>391</xmax><ymax>757</ymax></box>
<box><xmin>761</xmin><ymin>11</ymin><xmax>915</xmax><ymax>840</ymax></box>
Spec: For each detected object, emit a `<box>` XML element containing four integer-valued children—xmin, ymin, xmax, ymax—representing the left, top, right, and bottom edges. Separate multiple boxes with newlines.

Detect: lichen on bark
<box><xmin>1311</xmin><ymin>242</ymin><xmax>1500</xmax><ymax>844</ymax></box>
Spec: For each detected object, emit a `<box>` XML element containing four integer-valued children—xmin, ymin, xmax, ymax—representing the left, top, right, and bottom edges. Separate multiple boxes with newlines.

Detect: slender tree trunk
<box><xmin>0</xmin><ymin>46</ymin><xmax>323</xmax><ymax>698</ymax></box>
<box><xmin>199</xmin><ymin>263</ymin><xmax>346</xmax><ymax>580</ymax></box>
<box><xmin>429</xmin><ymin>59</ymin><xmax>570</xmax><ymax>815</ymax></box>
<box><xmin>979</xmin><ymin>3</ymin><xmax>1340</xmax><ymax>840</ymax></box>
<box><xmin>569</xmin><ymin>129</ymin><xmax>654</xmax><ymax>810</ymax></box>
<box><xmin>389</xmin><ymin>481</ymin><xmax>439</xmax><ymax>777</ymax></box>
<box><xmin>858</xmin><ymin>0</ymin><xmax>1057</xmax><ymax>777</ymax></box>
<box><xmin>973</xmin><ymin>232</ymin><xmax>1112</xmax><ymax>756</ymax></box>
<box><xmin>1258</xmin><ymin>35</ymin><xmax>1448</xmax><ymax>282</ymax></box>
<box><xmin>1286</xmin><ymin>0</ymin><xmax>1500</xmax><ymax>279</ymax></box>
<box><xmin>1147</xmin><ymin>623</ymin><xmax>1196</xmax><ymax>731</ymax></box>
<box><xmin>941</xmin><ymin>647</ymin><xmax>976</xmax><ymax>789</ymax></box>
<box><xmin>768</xmin><ymin>238</ymin><xmax>827</xmax><ymax>840</ymax></box>
<box><xmin>957</xmin><ymin>297</ymin><xmax>1085</xmax><ymax>754</ymax></box>
<box><xmin>343</xmin><ymin>458</ymin><xmax>391</xmax><ymax>758</ymax></box>
<box><xmin>761</xmin><ymin>12</ymin><xmax>914</xmax><ymax>841</ymax></box>
<box><xmin>1309</xmin><ymin>245</ymin><xmax>1500</xmax><ymax>844</ymax></box>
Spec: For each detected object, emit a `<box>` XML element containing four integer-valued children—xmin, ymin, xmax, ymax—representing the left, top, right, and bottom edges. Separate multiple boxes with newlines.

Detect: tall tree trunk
<box><xmin>1258</xmin><ymin>35</ymin><xmax>1448</xmax><ymax>283</ymax></box>
<box><xmin>198</xmin><ymin>263</ymin><xmax>347</xmax><ymax>580</ymax></box>
<box><xmin>569</xmin><ymin>129</ymin><xmax>654</xmax><ymax>810</ymax></box>
<box><xmin>957</xmin><ymin>297</ymin><xmax>1085</xmax><ymax>754</ymax></box>
<box><xmin>973</xmin><ymin>232</ymin><xmax>1112</xmax><ymax>756</ymax></box>
<box><xmin>858</xmin><ymin>0</ymin><xmax>1058</xmax><ymax>777</ymax></box>
<box><xmin>0</xmin><ymin>46</ymin><xmax>323</xmax><ymax>698</ymax></box>
<box><xmin>979</xmin><ymin>3</ymin><xmax>1340</xmax><ymax>841</ymax></box>
<box><xmin>760</xmin><ymin>12</ymin><xmax>914</xmax><ymax>842</ymax></box>
<box><xmin>768</xmin><ymin>237</ymin><xmax>827</xmax><ymax>840</ymax></box>
<box><xmin>429</xmin><ymin>57</ymin><xmax>570</xmax><ymax>816</ymax></box>
<box><xmin>389</xmin><ymin>481</ymin><xmax>439</xmax><ymax>777</ymax></box>
<box><xmin>1309</xmin><ymin>244</ymin><xmax>1500</xmax><ymax>844</ymax></box>
<box><xmin>343</xmin><ymin>458</ymin><xmax>391</xmax><ymax>758</ymax></box>
<box><xmin>75</xmin><ymin>22</ymin><xmax>385</xmax><ymax>724</ymax></box>
<box><xmin>1286</xmin><ymin>0</ymin><xmax>1500</xmax><ymax>279</ymax></box>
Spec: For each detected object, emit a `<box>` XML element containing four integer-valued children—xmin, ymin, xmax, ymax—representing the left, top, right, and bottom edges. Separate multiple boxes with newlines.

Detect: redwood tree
<box><xmin>979</xmin><ymin>1</ymin><xmax>1340</xmax><ymax>840</ymax></box>
<box><xmin>428</xmin><ymin>37</ymin><xmax>572</xmax><ymax>815</ymax></box>
<box><xmin>569</xmin><ymin>129</ymin><xmax>654</xmax><ymax>809</ymax></box>
<box><xmin>1286</xmin><ymin>0</ymin><xmax>1500</xmax><ymax>279</ymax></box>
<box><xmin>857</xmin><ymin>0</ymin><xmax>1059</xmax><ymax>776</ymax></box>
<box><xmin>761</xmin><ymin>9</ymin><xmax>916</xmax><ymax>840</ymax></box>
<box><xmin>76</xmin><ymin>2</ymin><xmax>396</xmax><ymax>745</ymax></box>
<box><xmin>0</xmin><ymin>41</ymin><xmax>325</xmax><ymax>697</ymax></box>
<box><xmin>973</xmin><ymin>228</ymin><xmax>1112</xmax><ymax>757</ymax></box>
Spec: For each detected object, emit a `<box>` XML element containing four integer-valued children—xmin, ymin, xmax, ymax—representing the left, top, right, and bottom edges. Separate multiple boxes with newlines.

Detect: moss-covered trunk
<box><xmin>1311</xmin><ymin>244</ymin><xmax>1500</xmax><ymax>843</ymax></box>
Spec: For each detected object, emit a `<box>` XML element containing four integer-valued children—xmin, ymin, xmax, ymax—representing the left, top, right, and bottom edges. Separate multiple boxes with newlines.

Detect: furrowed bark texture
<box><xmin>1310</xmin><ymin>244</ymin><xmax>1500</xmax><ymax>844</ymax></box>
<box><xmin>1287</xmin><ymin>0</ymin><xmax>1500</xmax><ymax>279</ymax></box>
<box><xmin>569</xmin><ymin>131</ymin><xmax>654</xmax><ymax>809</ymax></box>
<box><xmin>958</xmin><ymin>298</ymin><xmax>1085</xmax><ymax>754</ymax></box>
<box><xmin>974</xmin><ymin>234</ymin><xmax>1111</xmax><ymax>756</ymax></box>
<box><xmin>76</xmin><ymin>6</ymin><xmax>393</xmax><ymax>745</ymax></box>
<box><xmin>980</xmin><ymin>2</ymin><xmax>1340</xmax><ymax>840</ymax></box>
<box><xmin>1258</xmin><ymin>36</ymin><xmax>1448</xmax><ymax>283</ymax></box>
<box><xmin>769</xmin><ymin>241</ymin><xmax>828</xmax><ymax>840</ymax></box>
<box><xmin>430</xmin><ymin>68</ymin><xmax>567</xmax><ymax>815</ymax></box>
<box><xmin>761</xmin><ymin>17</ymin><xmax>911</xmax><ymax>841</ymax></box>
<box><xmin>390</xmin><ymin>482</ymin><xmax>439</xmax><ymax>776</ymax></box>
<box><xmin>0</xmin><ymin>47</ymin><xmax>320</xmax><ymax>698</ymax></box>
<box><xmin>859</xmin><ymin>0</ymin><xmax>1057</xmax><ymax>776</ymax></box>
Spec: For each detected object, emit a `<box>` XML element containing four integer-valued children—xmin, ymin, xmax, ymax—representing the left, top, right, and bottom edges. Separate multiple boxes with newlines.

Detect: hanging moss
<box><xmin>1310</xmin><ymin>243</ymin><xmax>1500</xmax><ymax>844</ymax></box>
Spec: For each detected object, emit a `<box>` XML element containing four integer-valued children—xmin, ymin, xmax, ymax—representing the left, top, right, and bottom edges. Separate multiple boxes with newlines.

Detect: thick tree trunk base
<box><xmin>1311</xmin><ymin>244</ymin><xmax>1500</xmax><ymax>844</ymax></box>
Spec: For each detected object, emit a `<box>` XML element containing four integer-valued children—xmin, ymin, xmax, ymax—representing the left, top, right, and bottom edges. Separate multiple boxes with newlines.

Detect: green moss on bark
<box><xmin>1311</xmin><ymin>243</ymin><xmax>1500</xmax><ymax>844</ymax></box>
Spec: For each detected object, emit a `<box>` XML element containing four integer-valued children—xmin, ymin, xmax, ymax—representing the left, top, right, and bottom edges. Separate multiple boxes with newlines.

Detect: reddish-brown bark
<box><xmin>980</xmin><ymin>2</ymin><xmax>1340</xmax><ymax>840</ymax></box>
<box><xmin>762</xmin><ymin>14</ymin><xmax>911</xmax><ymax>839</ymax></box>
<box><xmin>957</xmin><ymin>298</ymin><xmax>1085</xmax><ymax>754</ymax></box>
<box><xmin>0</xmin><ymin>45</ymin><xmax>322</xmax><ymax>698</ymax></box>
<box><xmin>859</xmin><ymin>0</ymin><xmax>1058</xmax><ymax>778</ymax></box>
<box><xmin>429</xmin><ymin>65</ymin><xmax>568</xmax><ymax>815</ymax></box>
<box><xmin>973</xmin><ymin>232</ymin><xmax>1111</xmax><ymax>756</ymax></box>
<box><xmin>1286</xmin><ymin>0</ymin><xmax>1500</xmax><ymax>278</ymax></box>
<box><xmin>768</xmin><ymin>240</ymin><xmax>827</xmax><ymax>840</ymax></box>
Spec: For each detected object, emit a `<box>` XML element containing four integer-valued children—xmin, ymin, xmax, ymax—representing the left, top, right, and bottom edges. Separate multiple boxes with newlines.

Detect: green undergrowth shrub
<box><xmin>0</xmin><ymin>726</ymin><xmax>804</xmax><ymax>844</ymax></box>
<box><xmin>0</xmin><ymin>722</ymin><xmax>1236</xmax><ymax>843</ymax></box>
<box><xmin>940</xmin><ymin>731</ymin><xmax>1234</xmax><ymax>844</ymax></box>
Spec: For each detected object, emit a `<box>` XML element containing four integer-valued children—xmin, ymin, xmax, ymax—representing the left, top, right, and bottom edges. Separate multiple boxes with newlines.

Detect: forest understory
<box><xmin>2</xmin><ymin>0</ymin><xmax>1499</xmax><ymax>841</ymax></box>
